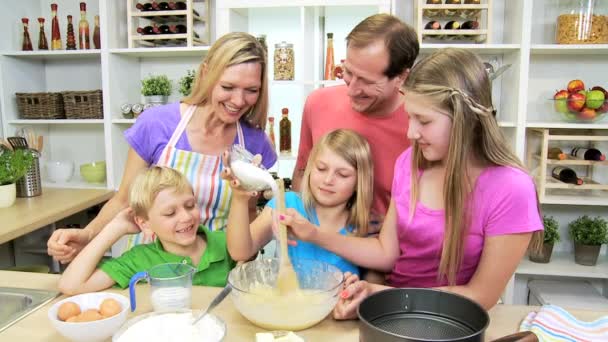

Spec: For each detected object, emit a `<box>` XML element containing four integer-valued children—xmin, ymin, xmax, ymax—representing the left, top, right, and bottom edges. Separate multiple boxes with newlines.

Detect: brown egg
<box><xmin>57</xmin><ymin>301</ymin><xmax>81</xmax><ymax>321</ymax></box>
<box><xmin>65</xmin><ymin>315</ymin><xmax>79</xmax><ymax>323</ymax></box>
<box><xmin>77</xmin><ymin>309</ymin><xmax>105</xmax><ymax>322</ymax></box>
<box><xmin>99</xmin><ymin>298</ymin><xmax>122</xmax><ymax>318</ymax></box>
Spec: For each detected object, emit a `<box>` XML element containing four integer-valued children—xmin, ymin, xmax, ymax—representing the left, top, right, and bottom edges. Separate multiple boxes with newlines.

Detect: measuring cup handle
<box><xmin>129</xmin><ymin>271</ymin><xmax>148</xmax><ymax>312</ymax></box>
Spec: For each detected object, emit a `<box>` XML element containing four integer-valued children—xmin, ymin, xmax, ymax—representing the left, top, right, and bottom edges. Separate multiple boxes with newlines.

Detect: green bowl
<box><xmin>80</xmin><ymin>161</ymin><xmax>106</xmax><ymax>183</ymax></box>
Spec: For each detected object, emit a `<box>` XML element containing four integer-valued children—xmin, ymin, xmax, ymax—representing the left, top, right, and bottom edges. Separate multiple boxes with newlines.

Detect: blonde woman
<box><xmin>287</xmin><ymin>48</ymin><xmax>543</xmax><ymax>316</ymax></box>
<box><xmin>48</xmin><ymin>32</ymin><xmax>277</xmax><ymax>263</ymax></box>
<box><xmin>225</xmin><ymin>129</ymin><xmax>374</xmax><ymax>276</ymax></box>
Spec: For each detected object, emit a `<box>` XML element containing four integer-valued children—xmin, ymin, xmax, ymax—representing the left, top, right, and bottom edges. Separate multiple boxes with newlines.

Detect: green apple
<box><xmin>585</xmin><ymin>89</ymin><xmax>605</xmax><ymax>109</ymax></box>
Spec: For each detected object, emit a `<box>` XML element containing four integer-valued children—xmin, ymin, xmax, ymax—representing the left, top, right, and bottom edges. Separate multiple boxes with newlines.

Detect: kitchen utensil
<box><xmin>16</xmin><ymin>149</ymin><xmax>42</xmax><ymax>198</ymax></box>
<box><xmin>191</xmin><ymin>285</ymin><xmax>232</xmax><ymax>326</ymax></box>
<box><xmin>129</xmin><ymin>263</ymin><xmax>196</xmax><ymax>312</ymax></box>
<box><xmin>275</xmin><ymin>178</ymin><xmax>299</xmax><ymax>294</ymax></box>
<box><xmin>228</xmin><ymin>258</ymin><xmax>343</xmax><ymax>331</ymax></box>
<box><xmin>490</xmin><ymin>64</ymin><xmax>512</xmax><ymax>81</ymax></box>
<box><xmin>358</xmin><ymin>288</ymin><xmax>538</xmax><ymax>342</ymax></box>
<box><xmin>7</xmin><ymin>136</ymin><xmax>28</xmax><ymax>150</ymax></box>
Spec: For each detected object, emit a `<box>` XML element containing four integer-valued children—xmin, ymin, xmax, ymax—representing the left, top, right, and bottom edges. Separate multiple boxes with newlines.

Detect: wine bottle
<box><xmin>551</xmin><ymin>166</ymin><xmax>583</xmax><ymax>185</ymax></box>
<box><xmin>136</xmin><ymin>2</ymin><xmax>154</xmax><ymax>11</ymax></box>
<box><xmin>152</xmin><ymin>1</ymin><xmax>170</xmax><ymax>11</ymax></box>
<box><xmin>66</xmin><ymin>15</ymin><xmax>76</xmax><ymax>50</ymax></box>
<box><xmin>155</xmin><ymin>24</ymin><xmax>171</xmax><ymax>34</ymax></box>
<box><xmin>461</xmin><ymin>21</ymin><xmax>479</xmax><ymax>30</ymax></box>
<box><xmin>547</xmin><ymin>147</ymin><xmax>566</xmax><ymax>160</ymax></box>
<box><xmin>169</xmin><ymin>1</ymin><xmax>200</xmax><ymax>16</ymax></box>
<box><xmin>444</xmin><ymin>21</ymin><xmax>461</xmax><ymax>30</ymax></box>
<box><xmin>567</xmin><ymin>147</ymin><xmax>606</xmax><ymax>161</ymax></box>
<box><xmin>267</xmin><ymin>117</ymin><xmax>276</xmax><ymax>149</ymax></box>
<box><xmin>137</xmin><ymin>26</ymin><xmax>155</xmax><ymax>35</ymax></box>
<box><xmin>424</xmin><ymin>21</ymin><xmax>441</xmax><ymax>30</ymax></box>
<box><xmin>169</xmin><ymin>24</ymin><xmax>199</xmax><ymax>38</ymax></box>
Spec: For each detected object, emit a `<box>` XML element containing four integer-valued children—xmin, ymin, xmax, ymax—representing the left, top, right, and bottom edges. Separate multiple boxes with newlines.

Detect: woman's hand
<box><xmin>279</xmin><ymin>208</ymin><xmax>317</xmax><ymax>242</ymax></box>
<box><xmin>47</xmin><ymin>228</ymin><xmax>93</xmax><ymax>264</ymax></box>
<box><xmin>333</xmin><ymin>272</ymin><xmax>375</xmax><ymax>320</ymax></box>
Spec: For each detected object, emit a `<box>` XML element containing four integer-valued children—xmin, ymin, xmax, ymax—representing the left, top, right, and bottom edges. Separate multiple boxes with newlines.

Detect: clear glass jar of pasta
<box><xmin>274</xmin><ymin>41</ymin><xmax>294</xmax><ymax>80</ymax></box>
<box><xmin>556</xmin><ymin>0</ymin><xmax>608</xmax><ymax>44</ymax></box>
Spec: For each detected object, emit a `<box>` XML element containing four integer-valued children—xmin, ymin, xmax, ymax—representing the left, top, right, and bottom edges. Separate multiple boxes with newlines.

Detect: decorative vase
<box><xmin>0</xmin><ymin>183</ymin><xmax>17</xmax><ymax>208</ymax></box>
<box><xmin>573</xmin><ymin>243</ymin><xmax>601</xmax><ymax>266</ymax></box>
<box><xmin>145</xmin><ymin>95</ymin><xmax>168</xmax><ymax>105</ymax></box>
<box><xmin>529</xmin><ymin>243</ymin><xmax>554</xmax><ymax>263</ymax></box>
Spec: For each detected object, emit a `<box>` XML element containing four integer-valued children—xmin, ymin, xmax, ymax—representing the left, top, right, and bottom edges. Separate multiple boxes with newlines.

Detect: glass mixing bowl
<box><xmin>228</xmin><ymin>258</ymin><xmax>344</xmax><ymax>331</ymax></box>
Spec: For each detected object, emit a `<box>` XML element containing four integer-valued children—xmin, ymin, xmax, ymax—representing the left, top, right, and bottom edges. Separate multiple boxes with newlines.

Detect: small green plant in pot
<box><xmin>0</xmin><ymin>147</ymin><xmax>34</xmax><ymax>208</ymax></box>
<box><xmin>141</xmin><ymin>74</ymin><xmax>172</xmax><ymax>105</ymax></box>
<box><xmin>178</xmin><ymin>69</ymin><xmax>196</xmax><ymax>97</ymax></box>
<box><xmin>569</xmin><ymin>215</ymin><xmax>608</xmax><ymax>266</ymax></box>
<box><xmin>529</xmin><ymin>215</ymin><xmax>560</xmax><ymax>263</ymax></box>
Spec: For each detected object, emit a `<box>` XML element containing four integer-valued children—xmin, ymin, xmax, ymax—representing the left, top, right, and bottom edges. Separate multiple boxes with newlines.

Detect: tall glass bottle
<box><xmin>93</xmin><ymin>15</ymin><xmax>101</xmax><ymax>49</ymax></box>
<box><xmin>267</xmin><ymin>116</ymin><xmax>276</xmax><ymax>149</ymax></box>
<box><xmin>66</xmin><ymin>15</ymin><xmax>77</xmax><ymax>50</ymax></box>
<box><xmin>279</xmin><ymin>108</ymin><xmax>291</xmax><ymax>155</ymax></box>
<box><xmin>78</xmin><ymin>2</ymin><xmax>90</xmax><ymax>49</ymax></box>
<box><xmin>38</xmin><ymin>18</ymin><xmax>49</xmax><ymax>50</ymax></box>
<box><xmin>21</xmin><ymin>18</ymin><xmax>33</xmax><ymax>51</ymax></box>
<box><xmin>324</xmin><ymin>33</ymin><xmax>335</xmax><ymax>80</ymax></box>
<box><xmin>50</xmin><ymin>3</ymin><xmax>62</xmax><ymax>50</ymax></box>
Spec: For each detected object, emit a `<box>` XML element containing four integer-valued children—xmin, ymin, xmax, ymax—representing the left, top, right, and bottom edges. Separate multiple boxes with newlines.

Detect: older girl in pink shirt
<box><xmin>281</xmin><ymin>48</ymin><xmax>543</xmax><ymax>317</ymax></box>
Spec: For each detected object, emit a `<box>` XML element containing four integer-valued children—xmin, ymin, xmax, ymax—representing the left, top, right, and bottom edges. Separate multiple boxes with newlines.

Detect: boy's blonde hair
<box><xmin>129</xmin><ymin>166</ymin><xmax>194</xmax><ymax>219</ymax></box>
<box><xmin>301</xmin><ymin>129</ymin><xmax>373</xmax><ymax>237</ymax></box>
<box><xmin>183</xmin><ymin>32</ymin><xmax>268</xmax><ymax>130</ymax></box>
<box><xmin>402</xmin><ymin>48</ymin><xmax>543</xmax><ymax>285</ymax></box>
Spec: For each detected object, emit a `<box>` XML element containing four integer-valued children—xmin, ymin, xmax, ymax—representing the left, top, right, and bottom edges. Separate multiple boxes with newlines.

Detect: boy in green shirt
<box><xmin>58</xmin><ymin>166</ymin><xmax>235</xmax><ymax>295</ymax></box>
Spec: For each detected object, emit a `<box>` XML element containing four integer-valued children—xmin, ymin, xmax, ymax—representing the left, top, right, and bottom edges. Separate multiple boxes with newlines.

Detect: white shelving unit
<box><xmin>0</xmin><ymin>0</ymin><xmax>606</xmax><ymax>304</ymax></box>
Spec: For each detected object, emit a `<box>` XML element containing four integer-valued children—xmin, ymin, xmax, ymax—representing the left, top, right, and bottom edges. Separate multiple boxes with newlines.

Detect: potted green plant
<box><xmin>178</xmin><ymin>69</ymin><xmax>196</xmax><ymax>97</ymax></box>
<box><xmin>529</xmin><ymin>215</ymin><xmax>561</xmax><ymax>263</ymax></box>
<box><xmin>569</xmin><ymin>215</ymin><xmax>608</xmax><ymax>266</ymax></box>
<box><xmin>0</xmin><ymin>147</ymin><xmax>35</xmax><ymax>208</ymax></box>
<box><xmin>141</xmin><ymin>74</ymin><xmax>172</xmax><ymax>105</ymax></box>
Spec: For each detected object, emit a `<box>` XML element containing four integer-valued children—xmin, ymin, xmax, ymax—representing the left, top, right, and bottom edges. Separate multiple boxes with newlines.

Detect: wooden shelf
<box><xmin>109</xmin><ymin>46</ymin><xmax>210</xmax><ymax>57</ymax></box>
<box><xmin>542</xmin><ymin>177</ymin><xmax>607</xmax><ymax>191</ymax></box>
<box><xmin>8</xmin><ymin>119</ymin><xmax>104</xmax><ymax>125</ymax></box>
<box><xmin>530</xmin><ymin>44</ymin><xmax>608</xmax><ymax>55</ymax></box>
<box><xmin>0</xmin><ymin>50</ymin><xmax>101</xmax><ymax>60</ymax></box>
<box><xmin>533</xmin><ymin>155</ymin><xmax>608</xmax><ymax>166</ymax></box>
<box><xmin>527</xmin><ymin>122</ymin><xmax>608</xmax><ymax>129</ymax></box>
<box><xmin>516</xmin><ymin>252</ymin><xmax>608</xmax><ymax>279</ymax></box>
<box><xmin>420</xmin><ymin>44</ymin><xmax>520</xmax><ymax>54</ymax></box>
<box><xmin>416</xmin><ymin>0</ymin><xmax>493</xmax><ymax>44</ymax></box>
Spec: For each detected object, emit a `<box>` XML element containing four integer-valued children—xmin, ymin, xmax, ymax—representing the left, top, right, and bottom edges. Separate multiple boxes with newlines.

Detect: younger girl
<box><xmin>284</xmin><ymin>48</ymin><xmax>543</xmax><ymax>317</ymax></box>
<box><xmin>224</xmin><ymin>129</ymin><xmax>373</xmax><ymax>276</ymax></box>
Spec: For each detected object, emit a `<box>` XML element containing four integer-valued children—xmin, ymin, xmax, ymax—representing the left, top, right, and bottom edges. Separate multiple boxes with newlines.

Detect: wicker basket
<box><xmin>15</xmin><ymin>92</ymin><xmax>65</xmax><ymax>119</ymax></box>
<box><xmin>62</xmin><ymin>90</ymin><xmax>103</xmax><ymax>119</ymax></box>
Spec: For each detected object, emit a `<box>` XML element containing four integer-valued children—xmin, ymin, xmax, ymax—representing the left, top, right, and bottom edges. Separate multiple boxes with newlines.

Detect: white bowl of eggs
<box><xmin>47</xmin><ymin>292</ymin><xmax>129</xmax><ymax>342</ymax></box>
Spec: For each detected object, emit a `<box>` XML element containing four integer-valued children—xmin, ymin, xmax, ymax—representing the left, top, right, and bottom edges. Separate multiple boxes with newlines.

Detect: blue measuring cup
<box><xmin>129</xmin><ymin>262</ymin><xmax>196</xmax><ymax>312</ymax></box>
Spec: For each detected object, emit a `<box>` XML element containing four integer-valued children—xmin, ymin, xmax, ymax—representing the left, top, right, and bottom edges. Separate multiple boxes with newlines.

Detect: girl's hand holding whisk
<box><xmin>279</xmin><ymin>208</ymin><xmax>318</xmax><ymax>243</ymax></box>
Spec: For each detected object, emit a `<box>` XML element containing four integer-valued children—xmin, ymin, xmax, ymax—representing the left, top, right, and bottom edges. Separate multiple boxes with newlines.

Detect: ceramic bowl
<box><xmin>46</xmin><ymin>161</ymin><xmax>74</xmax><ymax>183</ymax></box>
<box><xmin>228</xmin><ymin>258</ymin><xmax>343</xmax><ymax>331</ymax></box>
<box><xmin>48</xmin><ymin>292</ymin><xmax>129</xmax><ymax>342</ymax></box>
<box><xmin>80</xmin><ymin>161</ymin><xmax>106</xmax><ymax>183</ymax></box>
<box><xmin>112</xmin><ymin>309</ymin><xmax>226</xmax><ymax>342</ymax></box>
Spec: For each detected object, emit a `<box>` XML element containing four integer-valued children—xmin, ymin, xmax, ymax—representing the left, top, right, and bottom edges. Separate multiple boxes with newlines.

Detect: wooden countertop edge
<box><xmin>0</xmin><ymin>189</ymin><xmax>115</xmax><ymax>245</ymax></box>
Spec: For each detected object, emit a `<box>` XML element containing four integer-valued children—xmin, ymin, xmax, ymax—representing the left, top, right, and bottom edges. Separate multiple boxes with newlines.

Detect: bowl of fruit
<box><xmin>551</xmin><ymin>80</ymin><xmax>608</xmax><ymax>123</ymax></box>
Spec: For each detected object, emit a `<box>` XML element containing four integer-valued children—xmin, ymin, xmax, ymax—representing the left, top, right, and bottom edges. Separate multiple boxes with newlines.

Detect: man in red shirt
<box><xmin>292</xmin><ymin>13</ymin><xmax>419</xmax><ymax>231</ymax></box>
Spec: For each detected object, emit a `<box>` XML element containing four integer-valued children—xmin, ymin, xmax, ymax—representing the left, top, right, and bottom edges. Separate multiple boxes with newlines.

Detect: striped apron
<box><xmin>125</xmin><ymin>104</ymin><xmax>244</xmax><ymax>250</ymax></box>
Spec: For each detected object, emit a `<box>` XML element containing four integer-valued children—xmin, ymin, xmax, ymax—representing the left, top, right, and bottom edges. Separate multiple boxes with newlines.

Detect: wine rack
<box><xmin>127</xmin><ymin>0</ymin><xmax>210</xmax><ymax>48</ymax></box>
<box><xmin>526</xmin><ymin>128</ymin><xmax>608</xmax><ymax>204</ymax></box>
<box><xmin>415</xmin><ymin>0</ymin><xmax>493</xmax><ymax>44</ymax></box>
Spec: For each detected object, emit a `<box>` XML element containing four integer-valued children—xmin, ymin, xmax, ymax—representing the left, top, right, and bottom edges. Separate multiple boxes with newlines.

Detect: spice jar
<box><xmin>556</xmin><ymin>0</ymin><xmax>608</xmax><ymax>44</ymax></box>
<box><xmin>274</xmin><ymin>41</ymin><xmax>294</xmax><ymax>80</ymax></box>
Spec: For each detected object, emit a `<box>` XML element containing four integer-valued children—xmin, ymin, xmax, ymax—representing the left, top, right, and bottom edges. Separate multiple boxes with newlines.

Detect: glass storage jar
<box><xmin>274</xmin><ymin>41</ymin><xmax>294</xmax><ymax>80</ymax></box>
<box><xmin>556</xmin><ymin>0</ymin><xmax>608</xmax><ymax>44</ymax></box>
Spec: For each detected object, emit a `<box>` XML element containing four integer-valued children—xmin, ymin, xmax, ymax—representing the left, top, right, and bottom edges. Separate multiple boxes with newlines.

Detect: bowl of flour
<box><xmin>112</xmin><ymin>309</ymin><xmax>225</xmax><ymax>342</ymax></box>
